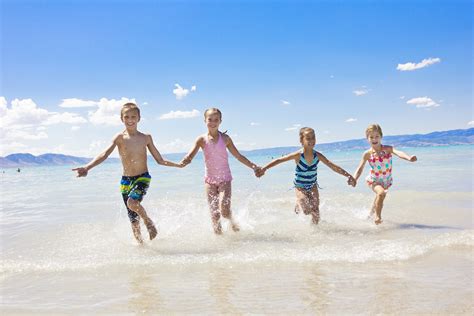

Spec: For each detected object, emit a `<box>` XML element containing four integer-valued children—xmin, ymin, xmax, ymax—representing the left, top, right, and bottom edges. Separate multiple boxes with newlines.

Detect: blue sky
<box><xmin>1</xmin><ymin>0</ymin><xmax>472</xmax><ymax>157</ymax></box>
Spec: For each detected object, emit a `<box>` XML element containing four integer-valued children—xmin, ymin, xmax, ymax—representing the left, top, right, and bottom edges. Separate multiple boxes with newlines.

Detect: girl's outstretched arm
<box><xmin>390</xmin><ymin>147</ymin><xmax>417</xmax><ymax>162</ymax></box>
<box><xmin>72</xmin><ymin>134</ymin><xmax>118</xmax><ymax>177</ymax></box>
<box><xmin>225</xmin><ymin>135</ymin><xmax>259</xmax><ymax>171</ymax></box>
<box><xmin>259</xmin><ymin>151</ymin><xmax>300</xmax><ymax>177</ymax></box>
<box><xmin>353</xmin><ymin>150</ymin><xmax>370</xmax><ymax>184</ymax></box>
<box><xmin>181</xmin><ymin>136</ymin><xmax>204</xmax><ymax>166</ymax></box>
<box><xmin>317</xmin><ymin>152</ymin><xmax>356</xmax><ymax>186</ymax></box>
<box><xmin>147</xmin><ymin>135</ymin><xmax>184</xmax><ymax>168</ymax></box>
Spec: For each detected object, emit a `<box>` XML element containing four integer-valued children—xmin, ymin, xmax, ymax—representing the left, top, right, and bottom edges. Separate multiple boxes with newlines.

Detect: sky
<box><xmin>1</xmin><ymin>0</ymin><xmax>472</xmax><ymax>157</ymax></box>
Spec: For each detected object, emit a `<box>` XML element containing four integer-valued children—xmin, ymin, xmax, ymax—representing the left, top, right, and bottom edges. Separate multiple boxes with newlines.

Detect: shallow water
<box><xmin>1</xmin><ymin>146</ymin><xmax>473</xmax><ymax>314</ymax></box>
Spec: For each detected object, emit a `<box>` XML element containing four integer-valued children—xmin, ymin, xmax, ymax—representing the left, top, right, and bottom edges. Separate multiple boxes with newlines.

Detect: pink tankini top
<box><xmin>203</xmin><ymin>132</ymin><xmax>233</xmax><ymax>185</ymax></box>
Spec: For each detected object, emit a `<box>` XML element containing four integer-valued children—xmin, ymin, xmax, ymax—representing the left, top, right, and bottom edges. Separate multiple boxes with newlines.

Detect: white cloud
<box><xmin>468</xmin><ymin>121</ymin><xmax>474</xmax><ymax>126</ymax></box>
<box><xmin>323</xmin><ymin>130</ymin><xmax>330</xmax><ymax>134</ymax></box>
<box><xmin>71</xmin><ymin>126</ymin><xmax>81</xmax><ymax>131</ymax></box>
<box><xmin>285</xmin><ymin>124</ymin><xmax>301</xmax><ymax>131</ymax></box>
<box><xmin>157</xmin><ymin>138</ymin><xmax>192</xmax><ymax>154</ymax></box>
<box><xmin>173</xmin><ymin>84</ymin><xmax>196</xmax><ymax>100</ymax></box>
<box><xmin>88</xmin><ymin>97</ymin><xmax>135</xmax><ymax>126</ymax></box>
<box><xmin>353</xmin><ymin>89</ymin><xmax>369</xmax><ymax>96</ymax></box>
<box><xmin>397</xmin><ymin>57</ymin><xmax>441</xmax><ymax>71</ymax></box>
<box><xmin>330</xmin><ymin>75</ymin><xmax>335</xmax><ymax>79</ymax></box>
<box><xmin>143</xmin><ymin>102</ymin><xmax>148</xmax><ymax>105</ymax></box>
<box><xmin>400</xmin><ymin>96</ymin><xmax>405</xmax><ymax>100</ymax></box>
<box><xmin>250</xmin><ymin>122</ymin><xmax>261</xmax><ymax>126</ymax></box>
<box><xmin>406</xmin><ymin>97</ymin><xmax>440</xmax><ymax>108</ymax></box>
<box><xmin>59</xmin><ymin>98</ymin><xmax>98</xmax><ymax>108</ymax></box>
<box><xmin>159</xmin><ymin>109</ymin><xmax>200</xmax><ymax>120</ymax></box>
<box><xmin>45</xmin><ymin>112</ymin><xmax>88</xmax><ymax>125</ymax></box>
<box><xmin>0</xmin><ymin>142</ymin><xmax>28</xmax><ymax>156</ymax></box>
<box><xmin>281</xmin><ymin>100</ymin><xmax>291</xmax><ymax>105</ymax></box>
<box><xmin>345</xmin><ymin>118</ymin><xmax>357</xmax><ymax>123</ymax></box>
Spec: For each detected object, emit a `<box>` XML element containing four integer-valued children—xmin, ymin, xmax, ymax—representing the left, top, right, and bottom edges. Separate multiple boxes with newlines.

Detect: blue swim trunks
<box><xmin>120</xmin><ymin>172</ymin><xmax>151</xmax><ymax>223</ymax></box>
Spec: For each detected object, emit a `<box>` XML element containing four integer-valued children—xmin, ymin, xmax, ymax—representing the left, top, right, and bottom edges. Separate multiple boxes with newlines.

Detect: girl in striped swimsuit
<box><xmin>258</xmin><ymin>127</ymin><xmax>356</xmax><ymax>224</ymax></box>
<box><xmin>354</xmin><ymin>124</ymin><xmax>417</xmax><ymax>225</ymax></box>
<box><xmin>181</xmin><ymin>108</ymin><xmax>262</xmax><ymax>234</ymax></box>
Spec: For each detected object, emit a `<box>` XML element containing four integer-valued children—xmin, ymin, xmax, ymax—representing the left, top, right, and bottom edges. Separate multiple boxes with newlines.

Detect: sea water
<box><xmin>1</xmin><ymin>146</ymin><xmax>473</xmax><ymax>314</ymax></box>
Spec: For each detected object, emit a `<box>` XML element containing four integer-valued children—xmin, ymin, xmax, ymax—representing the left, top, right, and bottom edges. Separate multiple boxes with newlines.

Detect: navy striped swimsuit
<box><xmin>294</xmin><ymin>150</ymin><xmax>319</xmax><ymax>190</ymax></box>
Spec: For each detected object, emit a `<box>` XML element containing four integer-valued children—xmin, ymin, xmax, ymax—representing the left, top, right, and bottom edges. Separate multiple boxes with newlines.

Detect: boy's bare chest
<box><xmin>119</xmin><ymin>136</ymin><xmax>147</xmax><ymax>153</ymax></box>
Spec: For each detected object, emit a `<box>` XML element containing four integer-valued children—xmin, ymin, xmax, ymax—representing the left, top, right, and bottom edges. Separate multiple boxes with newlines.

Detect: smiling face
<box><xmin>367</xmin><ymin>131</ymin><xmax>382</xmax><ymax>148</ymax></box>
<box><xmin>121</xmin><ymin>109</ymin><xmax>140</xmax><ymax>130</ymax></box>
<box><xmin>204</xmin><ymin>111</ymin><xmax>222</xmax><ymax>131</ymax></box>
<box><xmin>300</xmin><ymin>130</ymin><xmax>316</xmax><ymax>149</ymax></box>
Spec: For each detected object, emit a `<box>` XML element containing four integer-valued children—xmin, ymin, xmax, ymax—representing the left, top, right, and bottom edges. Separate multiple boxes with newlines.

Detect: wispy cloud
<box><xmin>159</xmin><ymin>109</ymin><xmax>200</xmax><ymax>120</ymax></box>
<box><xmin>173</xmin><ymin>84</ymin><xmax>196</xmax><ymax>100</ymax></box>
<box><xmin>397</xmin><ymin>57</ymin><xmax>441</xmax><ymax>71</ymax></box>
<box><xmin>281</xmin><ymin>100</ymin><xmax>291</xmax><ymax>105</ymax></box>
<box><xmin>353</xmin><ymin>88</ymin><xmax>369</xmax><ymax>96</ymax></box>
<box><xmin>406</xmin><ymin>97</ymin><xmax>440</xmax><ymax>108</ymax></box>
<box><xmin>400</xmin><ymin>96</ymin><xmax>405</xmax><ymax>100</ymax></box>
<box><xmin>285</xmin><ymin>124</ymin><xmax>301</xmax><ymax>131</ymax></box>
<box><xmin>250</xmin><ymin>122</ymin><xmax>261</xmax><ymax>126</ymax></box>
<box><xmin>157</xmin><ymin>138</ymin><xmax>193</xmax><ymax>154</ymax></box>
<box><xmin>468</xmin><ymin>121</ymin><xmax>474</xmax><ymax>126</ymax></box>
<box><xmin>345</xmin><ymin>118</ymin><xmax>357</xmax><ymax>123</ymax></box>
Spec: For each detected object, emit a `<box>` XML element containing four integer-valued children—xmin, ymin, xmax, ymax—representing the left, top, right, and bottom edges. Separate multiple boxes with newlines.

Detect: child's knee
<box><xmin>127</xmin><ymin>198</ymin><xmax>140</xmax><ymax>210</ymax></box>
<box><xmin>377</xmin><ymin>191</ymin><xmax>387</xmax><ymax>198</ymax></box>
<box><xmin>221</xmin><ymin>208</ymin><xmax>231</xmax><ymax>218</ymax></box>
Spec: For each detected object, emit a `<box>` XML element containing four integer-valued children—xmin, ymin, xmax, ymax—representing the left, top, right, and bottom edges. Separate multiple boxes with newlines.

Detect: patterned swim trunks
<box><xmin>120</xmin><ymin>172</ymin><xmax>151</xmax><ymax>223</ymax></box>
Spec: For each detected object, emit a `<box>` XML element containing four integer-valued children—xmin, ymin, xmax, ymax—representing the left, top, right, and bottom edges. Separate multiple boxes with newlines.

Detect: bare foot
<box><xmin>213</xmin><ymin>221</ymin><xmax>223</xmax><ymax>235</ymax></box>
<box><xmin>311</xmin><ymin>212</ymin><xmax>320</xmax><ymax>225</ymax></box>
<box><xmin>294</xmin><ymin>205</ymin><xmax>300</xmax><ymax>214</ymax></box>
<box><xmin>374</xmin><ymin>217</ymin><xmax>383</xmax><ymax>225</ymax></box>
<box><xmin>231</xmin><ymin>223</ymin><xmax>240</xmax><ymax>232</ymax></box>
<box><xmin>145</xmin><ymin>220</ymin><xmax>158</xmax><ymax>240</ymax></box>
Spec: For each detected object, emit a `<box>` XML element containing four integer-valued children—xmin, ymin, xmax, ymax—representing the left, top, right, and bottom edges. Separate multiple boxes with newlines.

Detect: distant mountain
<box><xmin>243</xmin><ymin>128</ymin><xmax>474</xmax><ymax>156</ymax></box>
<box><xmin>1</xmin><ymin>128</ymin><xmax>472</xmax><ymax>168</ymax></box>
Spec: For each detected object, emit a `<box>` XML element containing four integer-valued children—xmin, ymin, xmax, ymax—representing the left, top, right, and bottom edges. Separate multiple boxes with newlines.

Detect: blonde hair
<box><xmin>365</xmin><ymin>124</ymin><xmax>383</xmax><ymax>137</ymax></box>
<box><xmin>299</xmin><ymin>127</ymin><xmax>315</xmax><ymax>142</ymax></box>
<box><xmin>121</xmin><ymin>102</ymin><xmax>140</xmax><ymax>119</ymax></box>
<box><xmin>204</xmin><ymin>108</ymin><xmax>222</xmax><ymax>120</ymax></box>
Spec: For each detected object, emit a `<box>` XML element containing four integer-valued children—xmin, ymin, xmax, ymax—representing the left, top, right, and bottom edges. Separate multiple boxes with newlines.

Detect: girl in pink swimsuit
<box><xmin>353</xmin><ymin>124</ymin><xmax>417</xmax><ymax>225</ymax></box>
<box><xmin>181</xmin><ymin>108</ymin><xmax>262</xmax><ymax>234</ymax></box>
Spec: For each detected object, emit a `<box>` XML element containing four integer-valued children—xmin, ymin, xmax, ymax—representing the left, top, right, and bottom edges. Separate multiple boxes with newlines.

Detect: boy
<box><xmin>73</xmin><ymin>102</ymin><xmax>183</xmax><ymax>243</ymax></box>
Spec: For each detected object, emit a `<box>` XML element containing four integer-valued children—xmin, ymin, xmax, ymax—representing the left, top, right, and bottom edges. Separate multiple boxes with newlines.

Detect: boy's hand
<box><xmin>181</xmin><ymin>156</ymin><xmax>191</xmax><ymax>166</ymax></box>
<box><xmin>409</xmin><ymin>155</ymin><xmax>417</xmax><ymax>162</ymax></box>
<box><xmin>347</xmin><ymin>175</ymin><xmax>356</xmax><ymax>187</ymax></box>
<box><xmin>72</xmin><ymin>167</ymin><xmax>88</xmax><ymax>177</ymax></box>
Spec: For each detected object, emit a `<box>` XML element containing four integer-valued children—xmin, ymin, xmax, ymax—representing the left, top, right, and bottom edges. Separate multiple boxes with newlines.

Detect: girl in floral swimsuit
<box><xmin>353</xmin><ymin>124</ymin><xmax>417</xmax><ymax>225</ymax></box>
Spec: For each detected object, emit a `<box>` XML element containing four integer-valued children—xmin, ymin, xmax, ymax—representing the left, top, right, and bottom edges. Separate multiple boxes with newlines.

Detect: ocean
<box><xmin>1</xmin><ymin>145</ymin><xmax>473</xmax><ymax>314</ymax></box>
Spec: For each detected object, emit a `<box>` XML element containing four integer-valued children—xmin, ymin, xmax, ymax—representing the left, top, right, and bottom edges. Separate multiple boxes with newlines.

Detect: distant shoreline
<box><xmin>2</xmin><ymin>128</ymin><xmax>473</xmax><ymax>168</ymax></box>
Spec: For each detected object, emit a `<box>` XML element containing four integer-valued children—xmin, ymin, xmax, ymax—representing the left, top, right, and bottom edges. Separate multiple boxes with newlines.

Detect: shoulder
<box><xmin>363</xmin><ymin>149</ymin><xmax>372</xmax><ymax>159</ymax></box>
<box><xmin>315</xmin><ymin>151</ymin><xmax>324</xmax><ymax>158</ymax></box>
<box><xmin>112</xmin><ymin>132</ymin><xmax>124</xmax><ymax>143</ymax></box>
<box><xmin>196</xmin><ymin>134</ymin><xmax>206</xmax><ymax>146</ymax></box>
<box><xmin>221</xmin><ymin>132</ymin><xmax>232</xmax><ymax>145</ymax></box>
<box><xmin>383</xmin><ymin>145</ymin><xmax>393</xmax><ymax>153</ymax></box>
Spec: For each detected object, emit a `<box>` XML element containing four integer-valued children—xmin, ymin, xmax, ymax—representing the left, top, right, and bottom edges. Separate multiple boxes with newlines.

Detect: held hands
<box><xmin>409</xmin><ymin>155</ymin><xmax>417</xmax><ymax>162</ymax></box>
<box><xmin>254</xmin><ymin>166</ymin><xmax>265</xmax><ymax>178</ymax></box>
<box><xmin>180</xmin><ymin>156</ymin><xmax>192</xmax><ymax>167</ymax></box>
<box><xmin>72</xmin><ymin>167</ymin><xmax>88</xmax><ymax>177</ymax></box>
<box><xmin>347</xmin><ymin>175</ymin><xmax>356</xmax><ymax>187</ymax></box>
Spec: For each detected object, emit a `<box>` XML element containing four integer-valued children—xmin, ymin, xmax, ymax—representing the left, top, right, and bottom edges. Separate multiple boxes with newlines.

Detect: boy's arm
<box><xmin>72</xmin><ymin>135</ymin><xmax>118</xmax><ymax>177</ymax></box>
<box><xmin>225</xmin><ymin>135</ymin><xmax>259</xmax><ymax>171</ymax></box>
<box><xmin>353</xmin><ymin>151</ymin><xmax>370</xmax><ymax>183</ymax></box>
<box><xmin>181</xmin><ymin>136</ymin><xmax>203</xmax><ymax>166</ymax></box>
<box><xmin>147</xmin><ymin>135</ymin><xmax>183</xmax><ymax>168</ymax></box>
<box><xmin>317</xmin><ymin>152</ymin><xmax>356</xmax><ymax>186</ymax></box>
<box><xmin>390</xmin><ymin>146</ymin><xmax>417</xmax><ymax>162</ymax></box>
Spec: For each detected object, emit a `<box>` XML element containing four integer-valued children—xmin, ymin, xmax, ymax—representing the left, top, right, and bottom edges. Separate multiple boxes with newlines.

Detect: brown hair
<box><xmin>204</xmin><ymin>108</ymin><xmax>222</xmax><ymax>120</ymax></box>
<box><xmin>365</xmin><ymin>124</ymin><xmax>383</xmax><ymax>138</ymax></box>
<box><xmin>299</xmin><ymin>127</ymin><xmax>315</xmax><ymax>142</ymax></box>
<box><xmin>121</xmin><ymin>102</ymin><xmax>140</xmax><ymax>119</ymax></box>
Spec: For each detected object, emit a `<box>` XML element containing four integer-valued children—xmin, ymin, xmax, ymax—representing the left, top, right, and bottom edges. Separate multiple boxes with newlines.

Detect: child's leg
<box><xmin>370</xmin><ymin>185</ymin><xmax>387</xmax><ymax>225</ymax></box>
<box><xmin>131</xmin><ymin>221</ymin><xmax>144</xmax><ymax>244</ymax></box>
<box><xmin>127</xmin><ymin>198</ymin><xmax>157</xmax><ymax>240</ymax></box>
<box><xmin>295</xmin><ymin>187</ymin><xmax>312</xmax><ymax>216</ymax></box>
<box><xmin>205</xmin><ymin>183</ymin><xmax>222</xmax><ymax>234</ymax></box>
<box><xmin>309</xmin><ymin>186</ymin><xmax>320</xmax><ymax>224</ymax></box>
<box><xmin>218</xmin><ymin>181</ymin><xmax>239</xmax><ymax>232</ymax></box>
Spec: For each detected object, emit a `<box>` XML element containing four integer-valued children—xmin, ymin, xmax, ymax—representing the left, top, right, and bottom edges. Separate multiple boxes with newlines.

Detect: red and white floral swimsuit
<box><xmin>366</xmin><ymin>149</ymin><xmax>393</xmax><ymax>189</ymax></box>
